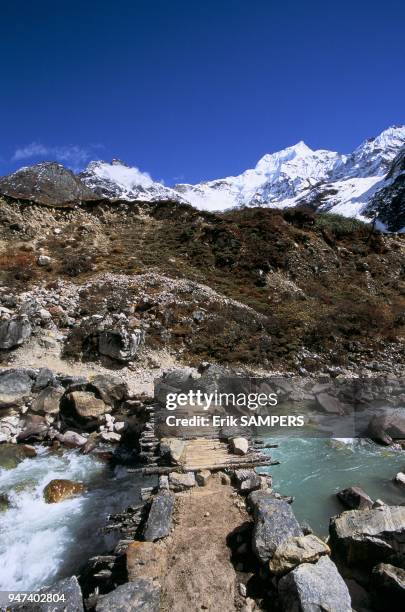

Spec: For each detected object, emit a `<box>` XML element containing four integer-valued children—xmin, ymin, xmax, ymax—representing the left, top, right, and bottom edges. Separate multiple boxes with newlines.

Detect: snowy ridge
<box><xmin>79</xmin><ymin>159</ymin><xmax>188</xmax><ymax>203</ymax></box>
<box><xmin>173</xmin><ymin>126</ymin><xmax>405</xmax><ymax>220</ymax></box>
<box><xmin>1</xmin><ymin>125</ymin><xmax>404</xmax><ymax>229</ymax></box>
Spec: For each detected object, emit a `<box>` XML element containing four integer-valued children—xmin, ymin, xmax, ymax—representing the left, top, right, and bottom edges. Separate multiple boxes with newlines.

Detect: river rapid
<box><xmin>0</xmin><ymin>438</ymin><xmax>403</xmax><ymax>591</ymax></box>
<box><xmin>0</xmin><ymin>447</ymin><xmax>152</xmax><ymax>591</ymax></box>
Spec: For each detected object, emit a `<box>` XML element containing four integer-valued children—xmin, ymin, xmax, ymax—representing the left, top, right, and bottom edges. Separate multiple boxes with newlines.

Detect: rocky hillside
<box><xmin>0</xmin><ymin>196</ymin><xmax>404</xmax><ymax>375</ymax></box>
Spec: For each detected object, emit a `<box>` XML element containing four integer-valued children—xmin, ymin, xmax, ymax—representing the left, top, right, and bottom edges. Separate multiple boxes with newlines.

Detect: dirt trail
<box><xmin>160</xmin><ymin>476</ymin><xmax>250</xmax><ymax>612</ymax></box>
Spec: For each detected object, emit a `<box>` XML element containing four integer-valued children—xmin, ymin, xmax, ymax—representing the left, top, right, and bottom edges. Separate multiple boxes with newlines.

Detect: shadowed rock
<box><xmin>248</xmin><ymin>491</ymin><xmax>303</xmax><ymax>563</ymax></box>
<box><xmin>13</xmin><ymin>576</ymin><xmax>84</xmax><ymax>611</ymax></box>
<box><xmin>330</xmin><ymin>505</ymin><xmax>405</xmax><ymax>565</ymax></box>
<box><xmin>0</xmin><ymin>316</ymin><xmax>31</xmax><ymax>350</ymax></box>
<box><xmin>337</xmin><ymin>485</ymin><xmax>373</xmax><ymax>510</ymax></box>
<box><xmin>0</xmin><ymin>369</ymin><xmax>33</xmax><ymax>408</ymax></box>
<box><xmin>143</xmin><ymin>492</ymin><xmax>174</xmax><ymax>541</ymax></box>
<box><xmin>0</xmin><ymin>162</ymin><xmax>98</xmax><ymax>206</ymax></box>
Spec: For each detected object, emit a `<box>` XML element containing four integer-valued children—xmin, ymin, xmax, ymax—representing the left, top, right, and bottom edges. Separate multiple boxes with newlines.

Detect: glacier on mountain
<box><xmin>173</xmin><ymin>126</ymin><xmax>405</xmax><ymax>224</ymax></box>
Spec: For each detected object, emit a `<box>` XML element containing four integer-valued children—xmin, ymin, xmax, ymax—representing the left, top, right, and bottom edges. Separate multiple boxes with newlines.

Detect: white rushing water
<box><xmin>0</xmin><ymin>448</ymin><xmax>148</xmax><ymax>591</ymax></box>
<box><xmin>0</xmin><ymin>448</ymin><xmax>104</xmax><ymax>590</ymax></box>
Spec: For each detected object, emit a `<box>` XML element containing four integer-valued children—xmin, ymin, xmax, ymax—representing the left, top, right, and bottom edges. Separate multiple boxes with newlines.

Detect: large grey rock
<box><xmin>316</xmin><ymin>392</ymin><xmax>347</xmax><ymax>415</ymax></box>
<box><xmin>235</xmin><ymin>469</ymin><xmax>262</xmax><ymax>494</ymax></box>
<box><xmin>56</xmin><ymin>430</ymin><xmax>87</xmax><ymax>448</ymax></box>
<box><xmin>32</xmin><ymin>385</ymin><xmax>65</xmax><ymax>415</ymax></box>
<box><xmin>14</xmin><ymin>575</ymin><xmax>84</xmax><ymax>611</ymax></box>
<box><xmin>231</xmin><ymin>436</ymin><xmax>249</xmax><ymax>455</ymax></box>
<box><xmin>330</xmin><ymin>505</ymin><xmax>405</xmax><ymax>565</ymax></box>
<box><xmin>249</xmin><ymin>492</ymin><xmax>303</xmax><ymax>563</ymax></box>
<box><xmin>96</xmin><ymin>579</ymin><xmax>159</xmax><ymax>612</ymax></box>
<box><xmin>372</xmin><ymin>562</ymin><xmax>405</xmax><ymax>606</ymax></box>
<box><xmin>160</xmin><ymin>438</ymin><xmax>186</xmax><ymax>465</ymax></box>
<box><xmin>269</xmin><ymin>534</ymin><xmax>330</xmax><ymax>575</ymax></box>
<box><xmin>0</xmin><ymin>161</ymin><xmax>98</xmax><ymax>207</ymax></box>
<box><xmin>0</xmin><ymin>414</ymin><xmax>21</xmax><ymax>442</ymax></box>
<box><xmin>33</xmin><ymin>368</ymin><xmax>56</xmax><ymax>391</ymax></box>
<box><xmin>337</xmin><ymin>485</ymin><xmax>373</xmax><ymax>510</ymax></box>
<box><xmin>98</xmin><ymin>328</ymin><xmax>144</xmax><ymax>362</ymax></box>
<box><xmin>17</xmin><ymin>414</ymin><xmax>49</xmax><ymax>442</ymax></box>
<box><xmin>0</xmin><ymin>316</ymin><xmax>31</xmax><ymax>350</ymax></box>
<box><xmin>89</xmin><ymin>374</ymin><xmax>128</xmax><ymax>406</ymax></box>
<box><xmin>368</xmin><ymin>408</ymin><xmax>405</xmax><ymax>445</ymax></box>
<box><xmin>143</xmin><ymin>492</ymin><xmax>174</xmax><ymax>541</ymax></box>
<box><xmin>278</xmin><ymin>555</ymin><xmax>351</xmax><ymax>612</ymax></box>
<box><xmin>169</xmin><ymin>471</ymin><xmax>196</xmax><ymax>491</ymax></box>
<box><xmin>0</xmin><ymin>368</ymin><xmax>33</xmax><ymax>408</ymax></box>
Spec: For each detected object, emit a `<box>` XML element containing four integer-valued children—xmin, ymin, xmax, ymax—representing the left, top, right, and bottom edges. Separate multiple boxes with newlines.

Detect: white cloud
<box><xmin>93</xmin><ymin>162</ymin><xmax>155</xmax><ymax>188</ymax></box>
<box><xmin>12</xmin><ymin>142</ymin><xmax>92</xmax><ymax>170</ymax></box>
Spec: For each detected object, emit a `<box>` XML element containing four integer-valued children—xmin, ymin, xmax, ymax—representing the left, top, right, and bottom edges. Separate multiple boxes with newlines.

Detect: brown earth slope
<box><xmin>0</xmin><ymin>197</ymin><xmax>404</xmax><ymax>372</ymax></box>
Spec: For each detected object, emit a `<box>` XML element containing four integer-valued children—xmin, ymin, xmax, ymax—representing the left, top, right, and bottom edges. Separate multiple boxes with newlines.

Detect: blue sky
<box><xmin>1</xmin><ymin>0</ymin><xmax>404</xmax><ymax>184</ymax></box>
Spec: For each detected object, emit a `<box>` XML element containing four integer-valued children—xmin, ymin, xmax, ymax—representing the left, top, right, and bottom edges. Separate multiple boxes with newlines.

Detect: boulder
<box><xmin>33</xmin><ymin>368</ymin><xmax>56</xmax><ymax>391</ymax></box>
<box><xmin>0</xmin><ymin>443</ymin><xmax>35</xmax><ymax>469</ymax></box>
<box><xmin>160</xmin><ymin>437</ymin><xmax>186</xmax><ymax>465</ymax></box>
<box><xmin>315</xmin><ymin>392</ymin><xmax>347</xmax><ymax>415</ymax></box>
<box><xmin>269</xmin><ymin>534</ymin><xmax>330</xmax><ymax>575</ymax></box>
<box><xmin>14</xmin><ymin>576</ymin><xmax>84</xmax><ymax>611</ymax></box>
<box><xmin>0</xmin><ymin>368</ymin><xmax>33</xmax><ymax>408</ymax></box>
<box><xmin>372</xmin><ymin>562</ymin><xmax>405</xmax><ymax>606</ymax></box>
<box><xmin>43</xmin><ymin>479</ymin><xmax>84</xmax><ymax>503</ymax></box>
<box><xmin>368</xmin><ymin>409</ymin><xmax>405</xmax><ymax>445</ymax></box>
<box><xmin>196</xmin><ymin>469</ymin><xmax>211</xmax><ymax>486</ymax></box>
<box><xmin>89</xmin><ymin>374</ymin><xmax>128</xmax><ymax>406</ymax></box>
<box><xmin>37</xmin><ymin>255</ymin><xmax>51</xmax><ymax>266</ymax></box>
<box><xmin>231</xmin><ymin>437</ymin><xmax>249</xmax><ymax>455</ymax></box>
<box><xmin>126</xmin><ymin>541</ymin><xmax>167</xmax><ymax>582</ymax></box>
<box><xmin>68</xmin><ymin>391</ymin><xmax>109</xmax><ymax>420</ymax></box>
<box><xmin>17</xmin><ymin>414</ymin><xmax>49</xmax><ymax>442</ymax></box>
<box><xmin>100</xmin><ymin>430</ymin><xmax>121</xmax><ymax>443</ymax></box>
<box><xmin>143</xmin><ymin>492</ymin><xmax>174</xmax><ymax>541</ymax></box>
<box><xmin>169</xmin><ymin>471</ymin><xmax>196</xmax><ymax>491</ymax></box>
<box><xmin>32</xmin><ymin>385</ymin><xmax>65</xmax><ymax>415</ymax></box>
<box><xmin>98</xmin><ymin>328</ymin><xmax>144</xmax><ymax>362</ymax></box>
<box><xmin>278</xmin><ymin>555</ymin><xmax>352</xmax><ymax>611</ymax></box>
<box><xmin>0</xmin><ymin>316</ymin><xmax>31</xmax><ymax>350</ymax></box>
<box><xmin>248</xmin><ymin>492</ymin><xmax>303</xmax><ymax>563</ymax></box>
<box><xmin>0</xmin><ymin>414</ymin><xmax>22</xmax><ymax>443</ymax></box>
<box><xmin>329</xmin><ymin>505</ymin><xmax>405</xmax><ymax>565</ymax></box>
<box><xmin>394</xmin><ymin>471</ymin><xmax>405</xmax><ymax>487</ymax></box>
<box><xmin>154</xmin><ymin>368</ymin><xmax>198</xmax><ymax>404</ymax></box>
<box><xmin>96</xmin><ymin>579</ymin><xmax>159</xmax><ymax>612</ymax></box>
<box><xmin>337</xmin><ymin>486</ymin><xmax>373</xmax><ymax>510</ymax></box>
<box><xmin>56</xmin><ymin>430</ymin><xmax>87</xmax><ymax>448</ymax></box>
<box><xmin>235</xmin><ymin>469</ymin><xmax>262</xmax><ymax>494</ymax></box>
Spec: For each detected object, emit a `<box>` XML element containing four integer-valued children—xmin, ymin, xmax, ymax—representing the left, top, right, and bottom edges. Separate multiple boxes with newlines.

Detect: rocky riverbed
<box><xmin>0</xmin><ymin>364</ymin><xmax>404</xmax><ymax>610</ymax></box>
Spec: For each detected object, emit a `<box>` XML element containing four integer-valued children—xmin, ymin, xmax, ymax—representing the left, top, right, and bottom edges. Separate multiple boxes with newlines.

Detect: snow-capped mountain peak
<box><xmin>254</xmin><ymin>140</ymin><xmax>313</xmax><ymax>172</ymax></box>
<box><xmin>173</xmin><ymin>126</ymin><xmax>405</xmax><ymax>224</ymax></box>
<box><xmin>80</xmin><ymin>160</ymin><xmax>186</xmax><ymax>203</ymax></box>
<box><xmin>174</xmin><ymin>140</ymin><xmax>342</xmax><ymax>210</ymax></box>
